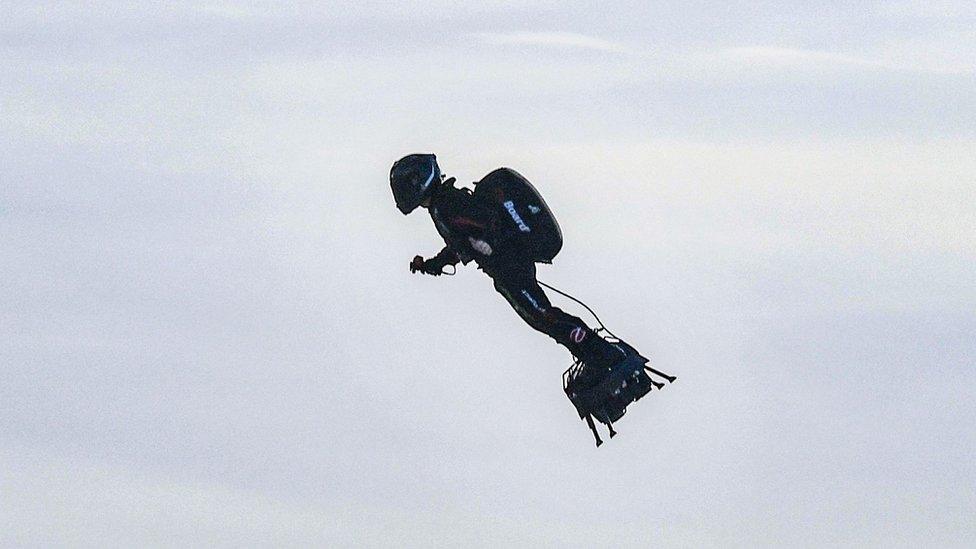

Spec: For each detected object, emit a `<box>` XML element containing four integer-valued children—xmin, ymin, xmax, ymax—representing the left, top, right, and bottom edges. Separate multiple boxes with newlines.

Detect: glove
<box><xmin>410</xmin><ymin>255</ymin><xmax>424</xmax><ymax>273</ymax></box>
<box><xmin>409</xmin><ymin>255</ymin><xmax>442</xmax><ymax>276</ymax></box>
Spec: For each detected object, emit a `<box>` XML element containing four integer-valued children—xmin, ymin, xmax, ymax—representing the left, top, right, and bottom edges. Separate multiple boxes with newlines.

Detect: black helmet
<box><xmin>390</xmin><ymin>153</ymin><xmax>441</xmax><ymax>214</ymax></box>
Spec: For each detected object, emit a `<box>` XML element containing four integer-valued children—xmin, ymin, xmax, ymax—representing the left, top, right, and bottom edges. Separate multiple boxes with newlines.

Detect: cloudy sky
<box><xmin>2</xmin><ymin>1</ymin><xmax>974</xmax><ymax>546</ymax></box>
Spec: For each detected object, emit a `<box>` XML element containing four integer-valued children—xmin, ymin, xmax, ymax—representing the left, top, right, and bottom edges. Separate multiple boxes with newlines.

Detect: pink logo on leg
<box><xmin>570</xmin><ymin>327</ymin><xmax>586</xmax><ymax>344</ymax></box>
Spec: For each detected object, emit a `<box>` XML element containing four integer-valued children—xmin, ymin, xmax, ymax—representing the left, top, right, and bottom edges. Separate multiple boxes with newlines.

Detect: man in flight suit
<box><xmin>390</xmin><ymin>153</ymin><xmax>625</xmax><ymax>372</ymax></box>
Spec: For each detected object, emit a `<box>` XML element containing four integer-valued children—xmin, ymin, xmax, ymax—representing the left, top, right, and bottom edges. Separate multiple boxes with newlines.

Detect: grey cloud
<box><xmin>2</xmin><ymin>1</ymin><xmax>974</xmax><ymax>546</ymax></box>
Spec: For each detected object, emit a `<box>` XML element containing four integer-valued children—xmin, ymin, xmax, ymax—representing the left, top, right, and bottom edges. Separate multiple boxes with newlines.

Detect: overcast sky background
<box><xmin>2</xmin><ymin>1</ymin><xmax>975</xmax><ymax>546</ymax></box>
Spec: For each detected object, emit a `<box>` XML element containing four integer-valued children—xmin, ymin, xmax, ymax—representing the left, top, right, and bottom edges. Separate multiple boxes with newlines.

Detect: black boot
<box><xmin>564</xmin><ymin>335</ymin><xmax>625</xmax><ymax>396</ymax></box>
<box><xmin>577</xmin><ymin>335</ymin><xmax>626</xmax><ymax>373</ymax></box>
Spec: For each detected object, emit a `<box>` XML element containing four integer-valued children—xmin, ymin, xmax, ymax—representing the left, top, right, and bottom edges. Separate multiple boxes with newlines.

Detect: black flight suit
<box><xmin>421</xmin><ymin>180</ymin><xmax>620</xmax><ymax>365</ymax></box>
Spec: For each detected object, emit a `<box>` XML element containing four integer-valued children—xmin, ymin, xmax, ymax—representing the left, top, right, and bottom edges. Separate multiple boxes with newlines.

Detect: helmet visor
<box><xmin>390</xmin><ymin>154</ymin><xmax>439</xmax><ymax>214</ymax></box>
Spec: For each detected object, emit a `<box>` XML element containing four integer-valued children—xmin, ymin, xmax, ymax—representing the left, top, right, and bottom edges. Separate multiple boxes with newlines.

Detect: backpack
<box><xmin>473</xmin><ymin>168</ymin><xmax>563</xmax><ymax>263</ymax></box>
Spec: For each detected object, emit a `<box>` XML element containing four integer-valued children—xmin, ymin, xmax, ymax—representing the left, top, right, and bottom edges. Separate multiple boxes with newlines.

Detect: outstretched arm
<box><xmin>410</xmin><ymin>246</ymin><xmax>460</xmax><ymax>276</ymax></box>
